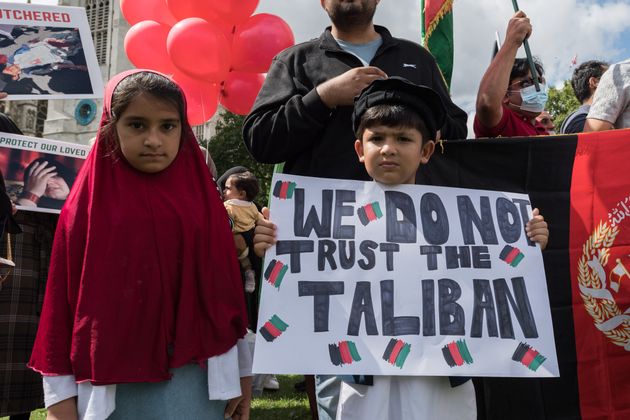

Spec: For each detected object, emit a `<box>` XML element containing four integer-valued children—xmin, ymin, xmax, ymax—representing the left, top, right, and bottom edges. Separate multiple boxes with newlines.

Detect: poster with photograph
<box><xmin>0</xmin><ymin>131</ymin><xmax>89</xmax><ymax>213</ymax></box>
<box><xmin>254</xmin><ymin>174</ymin><xmax>559</xmax><ymax>378</ymax></box>
<box><xmin>0</xmin><ymin>3</ymin><xmax>103</xmax><ymax>99</ymax></box>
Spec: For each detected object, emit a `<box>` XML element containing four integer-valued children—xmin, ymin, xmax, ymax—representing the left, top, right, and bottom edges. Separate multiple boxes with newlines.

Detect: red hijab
<box><xmin>29</xmin><ymin>70</ymin><xmax>247</xmax><ymax>384</ymax></box>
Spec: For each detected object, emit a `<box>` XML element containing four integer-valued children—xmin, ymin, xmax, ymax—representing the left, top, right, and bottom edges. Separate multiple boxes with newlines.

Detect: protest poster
<box><xmin>253</xmin><ymin>174</ymin><xmax>559</xmax><ymax>378</ymax></box>
<box><xmin>0</xmin><ymin>3</ymin><xmax>103</xmax><ymax>99</ymax></box>
<box><xmin>0</xmin><ymin>130</ymin><xmax>88</xmax><ymax>213</ymax></box>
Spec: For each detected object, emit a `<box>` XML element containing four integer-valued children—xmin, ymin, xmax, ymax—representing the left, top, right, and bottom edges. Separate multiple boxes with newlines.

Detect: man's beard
<box><xmin>326</xmin><ymin>0</ymin><xmax>377</xmax><ymax>32</ymax></box>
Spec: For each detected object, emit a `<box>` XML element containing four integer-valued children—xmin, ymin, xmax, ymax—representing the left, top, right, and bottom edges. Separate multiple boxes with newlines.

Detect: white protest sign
<box><xmin>253</xmin><ymin>174</ymin><xmax>559</xmax><ymax>378</ymax></box>
<box><xmin>0</xmin><ymin>3</ymin><xmax>104</xmax><ymax>99</ymax></box>
<box><xmin>0</xmin><ymin>131</ymin><xmax>89</xmax><ymax>214</ymax></box>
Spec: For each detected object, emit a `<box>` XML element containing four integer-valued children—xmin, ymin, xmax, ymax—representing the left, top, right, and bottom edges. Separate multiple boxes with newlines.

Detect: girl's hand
<box><xmin>224</xmin><ymin>376</ymin><xmax>252</xmax><ymax>420</ymax></box>
<box><xmin>526</xmin><ymin>208</ymin><xmax>549</xmax><ymax>251</ymax></box>
<box><xmin>24</xmin><ymin>161</ymin><xmax>57</xmax><ymax>198</ymax></box>
<box><xmin>253</xmin><ymin>207</ymin><xmax>277</xmax><ymax>258</ymax></box>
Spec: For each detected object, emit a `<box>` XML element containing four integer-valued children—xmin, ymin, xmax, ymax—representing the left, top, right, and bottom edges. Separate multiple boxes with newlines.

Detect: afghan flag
<box><xmin>418</xmin><ymin>129</ymin><xmax>630</xmax><ymax>419</ymax></box>
<box><xmin>420</xmin><ymin>0</ymin><xmax>454</xmax><ymax>88</ymax></box>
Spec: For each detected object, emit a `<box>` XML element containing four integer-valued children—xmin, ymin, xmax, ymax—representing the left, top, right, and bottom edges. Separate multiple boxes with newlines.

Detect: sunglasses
<box><xmin>509</xmin><ymin>77</ymin><xmax>546</xmax><ymax>90</ymax></box>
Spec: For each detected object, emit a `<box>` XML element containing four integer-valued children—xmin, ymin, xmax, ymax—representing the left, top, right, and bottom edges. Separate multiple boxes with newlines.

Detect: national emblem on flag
<box><xmin>609</xmin><ymin>257</ymin><xmax>630</xmax><ymax>293</ymax></box>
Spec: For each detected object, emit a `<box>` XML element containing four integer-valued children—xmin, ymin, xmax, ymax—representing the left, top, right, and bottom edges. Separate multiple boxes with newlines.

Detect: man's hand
<box><xmin>475</xmin><ymin>10</ymin><xmax>532</xmax><ymax>130</ymax></box>
<box><xmin>505</xmin><ymin>11</ymin><xmax>532</xmax><ymax>49</ymax></box>
<box><xmin>316</xmin><ymin>67</ymin><xmax>388</xmax><ymax>108</ymax></box>
<box><xmin>253</xmin><ymin>207</ymin><xmax>276</xmax><ymax>258</ymax></box>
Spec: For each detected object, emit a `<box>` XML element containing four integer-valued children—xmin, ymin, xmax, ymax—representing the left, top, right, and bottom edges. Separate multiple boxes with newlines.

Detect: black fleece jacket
<box><xmin>243</xmin><ymin>26</ymin><xmax>468</xmax><ymax>180</ymax></box>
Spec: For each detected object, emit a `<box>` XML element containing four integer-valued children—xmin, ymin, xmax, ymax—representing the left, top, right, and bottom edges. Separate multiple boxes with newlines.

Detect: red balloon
<box><xmin>232</xmin><ymin>14</ymin><xmax>295</xmax><ymax>73</ymax></box>
<box><xmin>166</xmin><ymin>0</ymin><xmax>215</xmax><ymax>21</ymax></box>
<box><xmin>120</xmin><ymin>0</ymin><xmax>177</xmax><ymax>26</ymax></box>
<box><xmin>166</xmin><ymin>0</ymin><xmax>235</xmax><ymax>36</ymax></box>
<box><xmin>220</xmin><ymin>72</ymin><xmax>265</xmax><ymax>115</ymax></box>
<box><xmin>167</xmin><ymin>0</ymin><xmax>258</xmax><ymax>26</ymax></box>
<box><xmin>209</xmin><ymin>0</ymin><xmax>259</xmax><ymax>25</ymax></box>
<box><xmin>167</xmin><ymin>18</ymin><xmax>231</xmax><ymax>82</ymax></box>
<box><xmin>173</xmin><ymin>73</ymin><xmax>220</xmax><ymax>125</ymax></box>
<box><xmin>124</xmin><ymin>21</ymin><xmax>177</xmax><ymax>75</ymax></box>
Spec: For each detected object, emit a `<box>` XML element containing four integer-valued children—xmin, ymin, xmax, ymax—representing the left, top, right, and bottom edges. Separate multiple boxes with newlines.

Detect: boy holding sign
<box><xmin>254</xmin><ymin>77</ymin><xmax>549</xmax><ymax>419</ymax></box>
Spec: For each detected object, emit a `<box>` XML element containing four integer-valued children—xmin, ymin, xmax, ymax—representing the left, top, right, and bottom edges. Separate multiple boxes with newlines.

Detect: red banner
<box><xmin>570</xmin><ymin>129</ymin><xmax>630</xmax><ymax>419</ymax></box>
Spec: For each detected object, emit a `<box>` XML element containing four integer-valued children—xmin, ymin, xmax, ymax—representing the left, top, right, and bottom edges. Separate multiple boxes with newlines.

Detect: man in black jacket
<box><xmin>243</xmin><ymin>1</ymin><xmax>467</xmax><ymax>419</ymax></box>
<box><xmin>243</xmin><ymin>0</ymin><xmax>467</xmax><ymax>182</ymax></box>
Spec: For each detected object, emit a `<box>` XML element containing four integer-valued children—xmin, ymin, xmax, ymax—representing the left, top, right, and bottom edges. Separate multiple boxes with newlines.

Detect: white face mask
<box><xmin>517</xmin><ymin>83</ymin><xmax>549</xmax><ymax>113</ymax></box>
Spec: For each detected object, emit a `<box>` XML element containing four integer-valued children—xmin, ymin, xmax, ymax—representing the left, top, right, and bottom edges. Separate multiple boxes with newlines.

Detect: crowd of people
<box><xmin>0</xmin><ymin>1</ymin><xmax>628</xmax><ymax>419</ymax></box>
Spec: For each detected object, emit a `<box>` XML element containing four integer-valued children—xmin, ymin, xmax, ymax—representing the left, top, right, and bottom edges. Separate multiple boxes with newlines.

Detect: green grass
<box><xmin>0</xmin><ymin>411</ymin><xmax>45</xmax><ymax>420</ymax></box>
<box><xmin>251</xmin><ymin>375</ymin><xmax>310</xmax><ymax>420</ymax></box>
<box><xmin>2</xmin><ymin>375</ymin><xmax>310</xmax><ymax>420</ymax></box>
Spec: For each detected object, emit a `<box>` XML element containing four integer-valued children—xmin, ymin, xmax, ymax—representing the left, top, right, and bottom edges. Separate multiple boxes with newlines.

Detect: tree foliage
<box><xmin>547</xmin><ymin>81</ymin><xmax>580</xmax><ymax>129</ymax></box>
<box><xmin>204</xmin><ymin>110</ymin><xmax>274</xmax><ymax>207</ymax></box>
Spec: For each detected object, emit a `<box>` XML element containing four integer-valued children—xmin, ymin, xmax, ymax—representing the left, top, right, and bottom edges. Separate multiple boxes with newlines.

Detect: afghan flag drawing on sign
<box><xmin>418</xmin><ymin>129</ymin><xmax>630</xmax><ymax>419</ymax></box>
<box><xmin>421</xmin><ymin>0</ymin><xmax>454</xmax><ymax>88</ymax></box>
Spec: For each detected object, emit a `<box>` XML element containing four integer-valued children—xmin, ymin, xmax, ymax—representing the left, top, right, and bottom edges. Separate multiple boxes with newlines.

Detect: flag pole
<box><xmin>510</xmin><ymin>0</ymin><xmax>541</xmax><ymax>91</ymax></box>
<box><xmin>492</xmin><ymin>31</ymin><xmax>501</xmax><ymax>61</ymax></box>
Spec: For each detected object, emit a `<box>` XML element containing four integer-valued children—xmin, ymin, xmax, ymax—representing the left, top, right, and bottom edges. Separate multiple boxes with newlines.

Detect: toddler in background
<box><xmin>223</xmin><ymin>170</ymin><xmax>263</xmax><ymax>293</ymax></box>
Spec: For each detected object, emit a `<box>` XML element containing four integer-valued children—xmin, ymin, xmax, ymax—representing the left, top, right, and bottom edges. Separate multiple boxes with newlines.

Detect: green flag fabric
<box><xmin>421</xmin><ymin>0</ymin><xmax>454</xmax><ymax>88</ymax></box>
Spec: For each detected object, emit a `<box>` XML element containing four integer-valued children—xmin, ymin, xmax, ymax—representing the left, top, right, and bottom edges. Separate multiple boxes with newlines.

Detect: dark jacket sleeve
<box><xmin>562</xmin><ymin>113</ymin><xmax>586</xmax><ymax>134</ymax></box>
<box><xmin>426</xmin><ymin>53</ymin><xmax>468</xmax><ymax>140</ymax></box>
<box><xmin>243</xmin><ymin>57</ymin><xmax>333</xmax><ymax>164</ymax></box>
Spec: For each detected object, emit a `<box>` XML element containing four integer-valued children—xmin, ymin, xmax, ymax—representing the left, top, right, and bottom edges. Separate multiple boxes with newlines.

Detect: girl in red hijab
<box><xmin>29</xmin><ymin>70</ymin><xmax>251</xmax><ymax>419</ymax></box>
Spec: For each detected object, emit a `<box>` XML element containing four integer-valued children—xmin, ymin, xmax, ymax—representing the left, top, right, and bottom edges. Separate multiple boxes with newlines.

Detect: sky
<box><xmin>5</xmin><ymin>0</ymin><xmax>630</xmax><ymax>115</ymax></box>
<box><xmin>254</xmin><ymin>0</ymin><xmax>630</xmax><ymax>115</ymax></box>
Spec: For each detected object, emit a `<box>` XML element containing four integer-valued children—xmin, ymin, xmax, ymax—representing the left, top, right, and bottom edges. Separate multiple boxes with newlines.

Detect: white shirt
<box><xmin>43</xmin><ymin>335</ymin><xmax>254</xmax><ymax>420</ymax></box>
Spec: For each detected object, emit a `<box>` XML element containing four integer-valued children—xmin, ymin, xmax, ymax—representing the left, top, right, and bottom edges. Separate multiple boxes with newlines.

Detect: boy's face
<box><xmin>223</xmin><ymin>175</ymin><xmax>246</xmax><ymax>201</ymax></box>
<box><xmin>354</xmin><ymin>125</ymin><xmax>434</xmax><ymax>185</ymax></box>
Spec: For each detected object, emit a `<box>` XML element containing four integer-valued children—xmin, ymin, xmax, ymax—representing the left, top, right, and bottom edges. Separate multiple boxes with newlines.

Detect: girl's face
<box><xmin>45</xmin><ymin>175</ymin><xmax>70</xmax><ymax>199</ymax></box>
<box><xmin>115</xmin><ymin>93</ymin><xmax>182</xmax><ymax>173</ymax></box>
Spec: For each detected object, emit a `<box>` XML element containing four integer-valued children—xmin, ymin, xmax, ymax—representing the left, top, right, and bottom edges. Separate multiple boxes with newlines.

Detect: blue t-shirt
<box><xmin>335</xmin><ymin>37</ymin><xmax>383</xmax><ymax>66</ymax></box>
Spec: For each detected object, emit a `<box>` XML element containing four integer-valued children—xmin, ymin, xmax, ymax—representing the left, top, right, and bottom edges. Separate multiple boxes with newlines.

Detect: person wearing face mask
<box><xmin>474</xmin><ymin>11</ymin><xmax>550</xmax><ymax>138</ymax></box>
